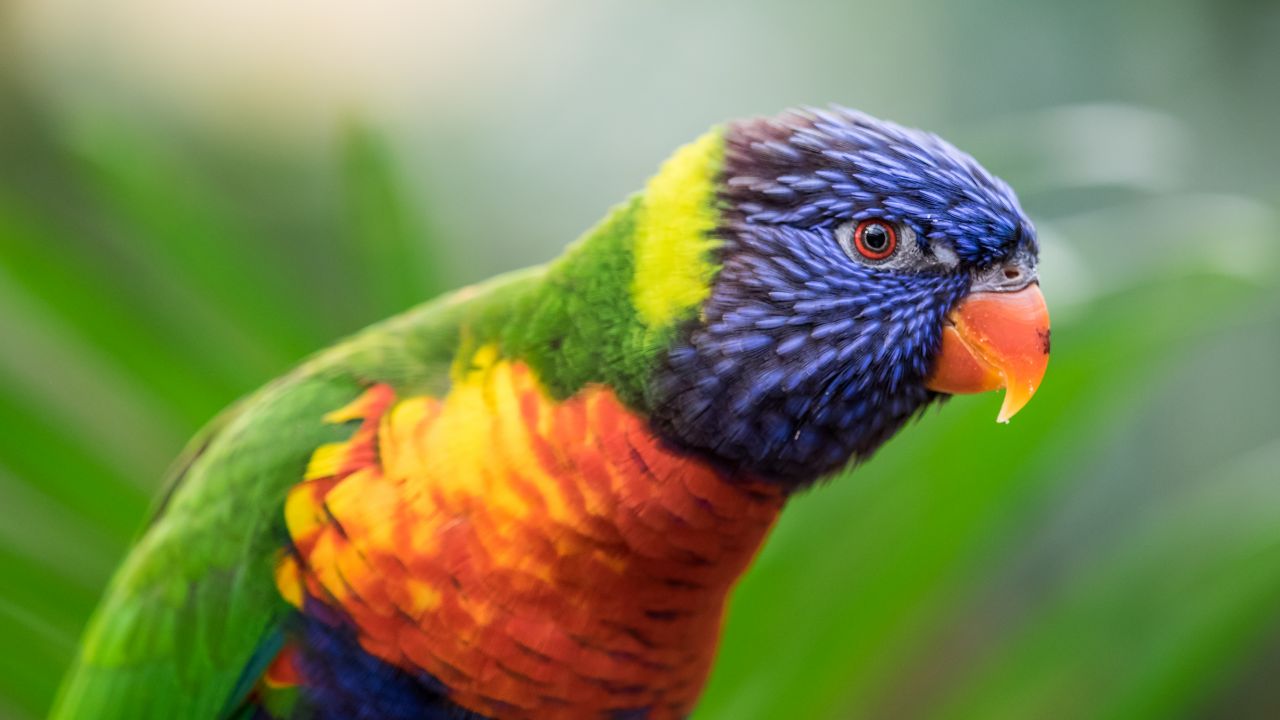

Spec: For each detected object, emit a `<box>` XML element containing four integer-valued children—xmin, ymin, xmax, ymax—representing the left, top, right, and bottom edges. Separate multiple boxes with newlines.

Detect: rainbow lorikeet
<box><xmin>52</xmin><ymin>107</ymin><xmax>1050</xmax><ymax>720</ymax></box>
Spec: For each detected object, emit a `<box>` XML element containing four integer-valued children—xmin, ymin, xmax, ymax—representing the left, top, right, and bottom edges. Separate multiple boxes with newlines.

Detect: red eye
<box><xmin>854</xmin><ymin>220</ymin><xmax>897</xmax><ymax>260</ymax></box>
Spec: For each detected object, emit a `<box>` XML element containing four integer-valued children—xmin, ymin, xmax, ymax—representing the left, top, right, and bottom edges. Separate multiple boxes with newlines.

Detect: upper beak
<box><xmin>925</xmin><ymin>271</ymin><xmax>1051</xmax><ymax>423</ymax></box>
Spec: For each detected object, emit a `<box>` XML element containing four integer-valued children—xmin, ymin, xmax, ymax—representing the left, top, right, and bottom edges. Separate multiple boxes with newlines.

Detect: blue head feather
<box><xmin>724</xmin><ymin>106</ymin><xmax>1036</xmax><ymax>264</ymax></box>
<box><xmin>649</xmin><ymin>107</ymin><xmax>1037</xmax><ymax>487</ymax></box>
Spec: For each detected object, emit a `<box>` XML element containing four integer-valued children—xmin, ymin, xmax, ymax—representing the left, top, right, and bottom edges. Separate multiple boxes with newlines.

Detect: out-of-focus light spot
<box><xmin>9</xmin><ymin>0</ymin><xmax>545</xmax><ymax>142</ymax></box>
<box><xmin>1032</xmin><ymin>104</ymin><xmax>1188</xmax><ymax>193</ymax></box>
<box><xmin>1052</xmin><ymin>193</ymin><xmax>1276</xmax><ymax>286</ymax></box>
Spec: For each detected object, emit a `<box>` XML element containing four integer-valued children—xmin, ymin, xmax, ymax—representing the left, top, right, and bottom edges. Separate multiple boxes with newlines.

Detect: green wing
<box><xmin>49</xmin><ymin>369</ymin><xmax>363</xmax><ymax>719</ymax></box>
<box><xmin>48</xmin><ymin>267</ymin><xmax>545</xmax><ymax>720</ymax></box>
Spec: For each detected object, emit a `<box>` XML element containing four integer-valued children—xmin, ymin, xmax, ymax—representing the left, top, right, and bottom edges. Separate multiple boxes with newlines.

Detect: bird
<box><xmin>51</xmin><ymin>106</ymin><xmax>1050</xmax><ymax>720</ymax></box>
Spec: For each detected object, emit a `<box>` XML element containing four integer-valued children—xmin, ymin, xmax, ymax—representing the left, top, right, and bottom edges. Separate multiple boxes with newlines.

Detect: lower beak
<box><xmin>925</xmin><ymin>284</ymin><xmax>1051</xmax><ymax>423</ymax></box>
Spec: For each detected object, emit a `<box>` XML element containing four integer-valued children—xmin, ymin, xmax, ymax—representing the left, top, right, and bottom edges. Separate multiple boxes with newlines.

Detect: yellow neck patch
<box><xmin>630</xmin><ymin>127</ymin><xmax>725</xmax><ymax>334</ymax></box>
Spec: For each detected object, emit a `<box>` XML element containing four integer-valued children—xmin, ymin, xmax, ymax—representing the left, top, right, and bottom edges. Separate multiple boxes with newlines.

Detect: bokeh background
<box><xmin>2</xmin><ymin>1</ymin><xmax>1279</xmax><ymax>718</ymax></box>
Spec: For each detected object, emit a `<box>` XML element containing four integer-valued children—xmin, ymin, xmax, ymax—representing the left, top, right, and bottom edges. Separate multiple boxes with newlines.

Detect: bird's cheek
<box><xmin>925</xmin><ymin>284</ymin><xmax>1051</xmax><ymax>423</ymax></box>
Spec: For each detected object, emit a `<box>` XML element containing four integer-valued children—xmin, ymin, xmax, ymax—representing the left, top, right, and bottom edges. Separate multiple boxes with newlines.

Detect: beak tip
<box><xmin>995</xmin><ymin>381</ymin><xmax>1042</xmax><ymax>424</ymax></box>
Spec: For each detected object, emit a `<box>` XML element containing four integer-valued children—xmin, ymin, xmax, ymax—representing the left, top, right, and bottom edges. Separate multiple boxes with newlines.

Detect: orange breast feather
<box><xmin>276</xmin><ymin>348</ymin><xmax>784</xmax><ymax>719</ymax></box>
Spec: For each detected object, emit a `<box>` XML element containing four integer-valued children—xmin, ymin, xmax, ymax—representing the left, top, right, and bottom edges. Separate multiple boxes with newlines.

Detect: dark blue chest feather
<box><xmin>279</xmin><ymin>604</ymin><xmax>660</xmax><ymax>720</ymax></box>
<box><xmin>287</xmin><ymin>605</ymin><xmax>489</xmax><ymax>720</ymax></box>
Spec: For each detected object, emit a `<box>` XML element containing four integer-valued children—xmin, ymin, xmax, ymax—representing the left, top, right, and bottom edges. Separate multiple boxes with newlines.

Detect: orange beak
<box><xmin>925</xmin><ymin>284</ymin><xmax>1051</xmax><ymax>423</ymax></box>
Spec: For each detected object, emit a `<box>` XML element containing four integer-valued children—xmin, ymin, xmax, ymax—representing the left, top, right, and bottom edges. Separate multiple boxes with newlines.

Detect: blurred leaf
<box><xmin>0</xmin><ymin>595</ymin><xmax>78</xmax><ymax>720</ymax></box>
<box><xmin>66</xmin><ymin>121</ymin><xmax>330</xmax><ymax>367</ymax></box>
<box><xmin>0</xmin><ymin>515</ymin><xmax>101</xmax><ymax>718</ymax></box>
<box><xmin>0</xmin><ymin>259</ymin><xmax>185</xmax><ymax>478</ymax></box>
<box><xmin>0</xmin><ymin>544</ymin><xmax>97</xmax><ymax>648</ymax></box>
<box><xmin>939</xmin><ymin>440</ymin><xmax>1280</xmax><ymax>720</ymax></box>
<box><xmin>339</xmin><ymin>123</ymin><xmax>445</xmax><ymax>316</ymax></box>
<box><xmin>0</xmin><ymin>190</ymin><xmax>235</xmax><ymax>427</ymax></box>
<box><xmin>0</xmin><ymin>381</ymin><xmax>148</xmax><ymax>541</ymax></box>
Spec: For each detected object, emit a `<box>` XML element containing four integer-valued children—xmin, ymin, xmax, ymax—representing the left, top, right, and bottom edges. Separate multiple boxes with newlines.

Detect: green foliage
<box><xmin>1</xmin><ymin>98</ymin><xmax>1278</xmax><ymax>720</ymax></box>
<box><xmin>338</xmin><ymin>124</ymin><xmax>446</xmax><ymax>317</ymax></box>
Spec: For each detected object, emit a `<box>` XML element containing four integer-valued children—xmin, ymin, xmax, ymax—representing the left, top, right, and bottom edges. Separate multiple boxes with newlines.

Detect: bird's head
<box><xmin>643</xmin><ymin>107</ymin><xmax>1050</xmax><ymax>487</ymax></box>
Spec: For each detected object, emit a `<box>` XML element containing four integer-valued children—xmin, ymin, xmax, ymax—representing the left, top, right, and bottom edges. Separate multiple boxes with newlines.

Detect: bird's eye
<box><xmin>853</xmin><ymin>220</ymin><xmax>897</xmax><ymax>260</ymax></box>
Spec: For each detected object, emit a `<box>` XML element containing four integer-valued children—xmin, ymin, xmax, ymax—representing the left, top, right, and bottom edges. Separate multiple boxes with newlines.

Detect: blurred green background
<box><xmin>2</xmin><ymin>1</ymin><xmax>1279</xmax><ymax>718</ymax></box>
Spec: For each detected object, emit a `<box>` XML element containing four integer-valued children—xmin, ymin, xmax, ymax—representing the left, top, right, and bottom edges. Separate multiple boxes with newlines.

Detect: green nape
<box><xmin>470</xmin><ymin>127</ymin><xmax>727</xmax><ymax>410</ymax></box>
<box><xmin>298</xmin><ymin>126</ymin><xmax>726</xmax><ymax>411</ymax></box>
